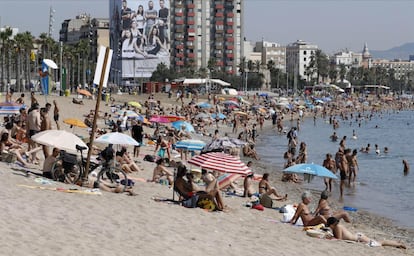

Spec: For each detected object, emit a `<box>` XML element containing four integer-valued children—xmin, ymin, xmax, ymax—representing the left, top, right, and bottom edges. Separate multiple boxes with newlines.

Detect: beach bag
<box><xmin>197</xmin><ymin>198</ymin><xmax>216</xmax><ymax>211</ymax></box>
<box><xmin>1</xmin><ymin>151</ymin><xmax>17</xmax><ymax>163</ymax></box>
<box><xmin>182</xmin><ymin>195</ymin><xmax>199</xmax><ymax>208</ymax></box>
<box><xmin>260</xmin><ymin>194</ymin><xmax>273</xmax><ymax>208</ymax></box>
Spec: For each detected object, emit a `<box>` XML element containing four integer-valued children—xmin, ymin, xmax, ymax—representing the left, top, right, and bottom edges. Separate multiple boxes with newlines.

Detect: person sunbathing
<box><xmin>115</xmin><ymin>147</ymin><xmax>141</xmax><ymax>173</ymax></box>
<box><xmin>289</xmin><ymin>191</ymin><xmax>326</xmax><ymax>226</ymax></box>
<box><xmin>88</xmin><ymin>173</ymin><xmax>136</xmax><ymax>196</ymax></box>
<box><xmin>327</xmin><ymin>217</ymin><xmax>406</xmax><ymax>249</ymax></box>
<box><xmin>314</xmin><ymin>190</ymin><xmax>350</xmax><ymax>223</ymax></box>
<box><xmin>152</xmin><ymin>158</ymin><xmax>173</xmax><ymax>185</ymax></box>
<box><xmin>258</xmin><ymin>173</ymin><xmax>287</xmax><ymax>201</ymax></box>
<box><xmin>0</xmin><ymin>132</ymin><xmax>41</xmax><ymax>167</ymax></box>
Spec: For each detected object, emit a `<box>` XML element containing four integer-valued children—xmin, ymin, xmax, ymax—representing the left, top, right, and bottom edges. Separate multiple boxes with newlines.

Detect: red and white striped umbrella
<box><xmin>188</xmin><ymin>152</ymin><xmax>251</xmax><ymax>175</ymax></box>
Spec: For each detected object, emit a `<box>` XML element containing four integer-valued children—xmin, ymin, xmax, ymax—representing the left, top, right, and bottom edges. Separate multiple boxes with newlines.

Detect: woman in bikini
<box><xmin>258</xmin><ymin>173</ymin><xmax>287</xmax><ymax>201</ymax></box>
<box><xmin>289</xmin><ymin>191</ymin><xmax>327</xmax><ymax>226</ymax></box>
<box><xmin>327</xmin><ymin>217</ymin><xmax>406</xmax><ymax>249</ymax></box>
<box><xmin>314</xmin><ymin>190</ymin><xmax>351</xmax><ymax>223</ymax></box>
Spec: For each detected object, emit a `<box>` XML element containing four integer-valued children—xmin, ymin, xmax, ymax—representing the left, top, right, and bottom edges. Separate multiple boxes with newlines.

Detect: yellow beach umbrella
<box><xmin>63</xmin><ymin>118</ymin><xmax>88</xmax><ymax>128</ymax></box>
<box><xmin>128</xmin><ymin>101</ymin><xmax>142</xmax><ymax>108</ymax></box>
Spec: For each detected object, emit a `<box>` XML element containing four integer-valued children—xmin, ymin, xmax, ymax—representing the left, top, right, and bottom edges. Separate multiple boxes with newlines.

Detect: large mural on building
<box><xmin>110</xmin><ymin>0</ymin><xmax>170</xmax><ymax>80</ymax></box>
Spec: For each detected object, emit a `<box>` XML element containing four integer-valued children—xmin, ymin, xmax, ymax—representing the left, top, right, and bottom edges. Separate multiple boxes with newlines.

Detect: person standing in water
<box><xmin>403</xmin><ymin>159</ymin><xmax>409</xmax><ymax>176</ymax></box>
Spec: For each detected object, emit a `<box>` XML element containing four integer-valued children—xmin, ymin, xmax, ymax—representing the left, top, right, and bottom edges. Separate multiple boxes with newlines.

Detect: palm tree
<box><xmin>0</xmin><ymin>27</ymin><xmax>13</xmax><ymax>90</ymax></box>
<box><xmin>14</xmin><ymin>31</ymin><xmax>34</xmax><ymax>91</ymax></box>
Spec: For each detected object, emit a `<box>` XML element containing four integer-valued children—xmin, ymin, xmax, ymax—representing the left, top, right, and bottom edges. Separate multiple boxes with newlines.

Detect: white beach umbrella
<box><xmin>31</xmin><ymin>130</ymin><xmax>88</xmax><ymax>154</ymax></box>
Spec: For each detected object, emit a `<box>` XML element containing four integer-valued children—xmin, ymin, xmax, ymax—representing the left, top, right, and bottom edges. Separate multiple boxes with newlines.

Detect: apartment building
<box><xmin>170</xmin><ymin>0</ymin><xmax>243</xmax><ymax>74</ymax></box>
<box><xmin>286</xmin><ymin>40</ymin><xmax>318</xmax><ymax>79</ymax></box>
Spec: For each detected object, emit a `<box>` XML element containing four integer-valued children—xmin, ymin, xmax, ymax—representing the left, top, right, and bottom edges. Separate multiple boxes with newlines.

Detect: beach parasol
<box><xmin>283</xmin><ymin>163</ymin><xmax>337</xmax><ymax>182</ymax></box>
<box><xmin>43</xmin><ymin>59</ymin><xmax>58</xmax><ymax>69</ymax></box>
<box><xmin>136</xmin><ymin>115</ymin><xmax>151</xmax><ymax>125</ymax></box>
<box><xmin>171</xmin><ymin>120</ymin><xmax>195</xmax><ymax>132</ymax></box>
<box><xmin>211</xmin><ymin>113</ymin><xmax>226</xmax><ymax>120</ymax></box>
<box><xmin>77</xmin><ymin>89</ymin><xmax>92</xmax><ymax>97</ymax></box>
<box><xmin>116</xmin><ymin>110</ymin><xmax>139</xmax><ymax>119</ymax></box>
<box><xmin>128</xmin><ymin>101</ymin><xmax>142</xmax><ymax>108</ymax></box>
<box><xmin>223</xmin><ymin>100</ymin><xmax>240</xmax><ymax>107</ymax></box>
<box><xmin>174</xmin><ymin>139</ymin><xmax>206</xmax><ymax>151</ymax></box>
<box><xmin>31</xmin><ymin>130</ymin><xmax>88</xmax><ymax>154</ymax></box>
<box><xmin>149</xmin><ymin>116</ymin><xmax>171</xmax><ymax>123</ymax></box>
<box><xmin>194</xmin><ymin>113</ymin><xmax>211</xmax><ymax>120</ymax></box>
<box><xmin>188</xmin><ymin>152</ymin><xmax>251</xmax><ymax>175</ymax></box>
<box><xmin>196</xmin><ymin>102</ymin><xmax>212</xmax><ymax>109</ymax></box>
<box><xmin>95</xmin><ymin>132</ymin><xmax>139</xmax><ymax>146</ymax></box>
<box><xmin>233</xmin><ymin>111</ymin><xmax>248</xmax><ymax>116</ymax></box>
<box><xmin>0</xmin><ymin>102</ymin><xmax>24</xmax><ymax>115</ymax></box>
<box><xmin>159</xmin><ymin>115</ymin><xmax>186</xmax><ymax>122</ymax></box>
<box><xmin>63</xmin><ymin>118</ymin><xmax>88</xmax><ymax>128</ymax></box>
<box><xmin>203</xmin><ymin>136</ymin><xmax>247</xmax><ymax>152</ymax></box>
<box><xmin>217</xmin><ymin>173</ymin><xmax>242</xmax><ymax>190</ymax></box>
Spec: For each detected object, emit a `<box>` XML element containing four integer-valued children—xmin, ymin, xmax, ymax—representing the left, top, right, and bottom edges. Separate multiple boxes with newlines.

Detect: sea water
<box><xmin>256</xmin><ymin>110</ymin><xmax>414</xmax><ymax>229</ymax></box>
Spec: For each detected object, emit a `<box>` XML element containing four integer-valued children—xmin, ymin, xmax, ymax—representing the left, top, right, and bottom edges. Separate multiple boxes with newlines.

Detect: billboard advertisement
<box><xmin>110</xmin><ymin>0</ymin><xmax>170</xmax><ymax>80</ymax></box>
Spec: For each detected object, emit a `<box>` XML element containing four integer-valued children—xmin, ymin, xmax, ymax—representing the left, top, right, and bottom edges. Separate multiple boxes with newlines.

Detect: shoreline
<box><xmin>1</xmin><ymin>92</ymin><xmax>413</xmax><ymax>255</ymax></box>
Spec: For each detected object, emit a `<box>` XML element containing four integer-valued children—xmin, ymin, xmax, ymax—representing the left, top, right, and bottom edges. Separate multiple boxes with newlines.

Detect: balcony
<box><xmin>216</xmin><ymin>4</ymin><xmax>224</xmax><ymax>9</ymax></box>
<box><xmin>215</xmin><ymin>20</ymin><xmax>224</xmax><ymax>25</ymax></box>
<box><xmin>186</xmin><ymin>42</ymin><xmax>194</xmax><ymax>48</ymax></box>
<box><xmin>215</xmin><ymin>44</ymin><xmax>223</xmax><ymax>50</ymax></box>
<box><xmin>226</xmin><ymin>44</ymin><xmax>234</xmax><ymax>50</ymax></box>
<box><xmin>176</xmin><ymin>53</ymin><xmax>184</xmax><ymax>58</ymax></box>
<box><xmin>187</xmin><ymin>20</ymin><xmax>195</xmax><ymax>25</ymax></box>
<box><xmin>227</xmin><ymin>12</ymin><xmax>234</xmax><ymax>17</ymax></box>
<box><xmin>188</xmin><ymin>28</ymin><xmax>195</xmax><ymax>33</ymax></box>
<box><xmin>226</xmin><ymin>53</ymin><xmax>234</xmax><ymax>58</ymax></box>
<box><xmin>226</xmin><ymin>37</ymin><xmax>234</xmax><ymax>42</ymax></box>
<box><xmin>175</xmin><ymin>12</ymin><xmax>184</xmax><ymax>17</ymax></box>
<box><xmin>226</xmin><ymin>21</ymin><xmax>233</xmax><ymax>26</ymax></box>
<box><xmin>187</xmin><ymin>3</ymin><xmax>195</xmax><ymax>8</ymax></box>
<box><xmin>176</xmin><ymin>60</ymin><xmax>184</xmax><ymax>66</ymax></box>
<box><xmin>175</xmin><ymin>27</ymin><xmax>184</xmax><ymax>33</ymax></box>
<box><xmin>187</xmin><ymin>12</ymin><xmax>195</xmax><ymax>17</ymax></box>
<box><xmin>187</xmin><ymin>53</ymin><xmax>195</xmax><ymax>58</ymax></box>
<box><xmin>175</xmin><ymin>2</ymin><xmax>183</xmax><ymax>8</ymax></box>
<box><xmin>217</xmin><ymin>61</ymin><xmax>224</xmax><ymax>66</ymax></box>
<box><xmin>176</xmin><ymin>20</ymin><xmax>184</xmax><ymax>25</ymax></box>
<box><xmin>215</xmin><ymin>53</ymin><xmax>223</xmax><ymax>58</ymax></box>
<box><xmin>187</xmin><ymin>36</ymin><xmax>195</xmax><ymax>41</ymax></box>
<box><xmin>215</xmin><ymin>12</ymin><xmax>224</xmax><ymax>17</ymax></box>
<box><xmin>175</xmin><ymin>44</ymin><xmax>184</xmax><ymax>49</ymax></box>
<box><xmin>175</xmin><ymin>34</ymin><xmax>184</xmax><ymax>40</ymax></box>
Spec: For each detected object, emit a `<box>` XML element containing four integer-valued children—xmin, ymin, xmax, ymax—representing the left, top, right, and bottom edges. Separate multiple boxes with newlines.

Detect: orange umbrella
<box><xmin>77</xmin><ymin>89</ymin><xmax>92</xmax><ymax>97</ymax></box>
<box><xmin>63</xmin><ymin>118</ymin><xmax>88</xmax><ymax>128</ymax></box>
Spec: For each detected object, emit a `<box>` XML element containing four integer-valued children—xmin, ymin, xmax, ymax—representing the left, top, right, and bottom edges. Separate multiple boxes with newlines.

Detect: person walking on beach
<box><xmin>347</xmin><ymin>149</ymin><xmax>359</xmax><ymax>184</ymax></box>
<box><xmin>53</xmin><ymin>100</ymin><xmax>60</xmax><ymax>130</ymax></box>
<box><xmin>335</xmin><ymin>148</ymin><xmax>348</xmax><ymax>198</ymax></box>
<box><xmin>323</xmin><ymin>153</ymin><xmax>336</xmax><ymax>192</ymax></box>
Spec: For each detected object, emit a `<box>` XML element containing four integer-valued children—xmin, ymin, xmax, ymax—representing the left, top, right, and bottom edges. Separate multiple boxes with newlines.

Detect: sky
<box><xmin>1</xmin><ymin>0</ymin><xmax>414</xmax><ymax>54</ymax></box>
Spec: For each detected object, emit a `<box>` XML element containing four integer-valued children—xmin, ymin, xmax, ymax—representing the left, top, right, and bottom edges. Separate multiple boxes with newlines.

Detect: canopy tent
<box><xmin>183</xmin><ymin>78</ymin><xmax>231</xmax><ymax>87</ymax></box>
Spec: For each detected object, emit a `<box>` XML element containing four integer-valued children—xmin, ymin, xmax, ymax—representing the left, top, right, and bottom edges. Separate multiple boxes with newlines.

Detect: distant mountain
<box><xmin>370</xmin><ymin>42</ymin><xmax>414</xmax><ymax>60</ymax></box>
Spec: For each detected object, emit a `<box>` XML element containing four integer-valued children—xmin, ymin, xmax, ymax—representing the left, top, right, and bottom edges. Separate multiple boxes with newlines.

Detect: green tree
<box><xmin>328</xmin><ymin>63</ymin><xmax>338</xmax><ymax>83</ymax></box>
<box><xmin>14</xmin><ymin>31</ymin><xmax>34</xmax><ymax>91</ymax></box>
<box><xmin>0</xmin><ymin>27</ymin><xmax>13</xmax><ymax>88</ymax></box>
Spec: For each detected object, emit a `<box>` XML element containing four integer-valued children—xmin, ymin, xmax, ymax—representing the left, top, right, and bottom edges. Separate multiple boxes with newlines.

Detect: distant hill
<box><xmin>370</xmin><ymin>42</ymin><xmax>414</xmax><ymax>60</ymax></box>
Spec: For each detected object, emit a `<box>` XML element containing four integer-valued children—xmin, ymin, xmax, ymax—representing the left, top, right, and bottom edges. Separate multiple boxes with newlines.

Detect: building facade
<box><xmin>170</xmin><ymin>0</ymin><xmax>243</xmax><ymax>74</ymax></box>
<box><xmin>372</xmin><ymin>59</ymin><xmax>414</xmax><ymax>80</ymax></box>
<box><xmin>255</xmin><ymin>40</ymin><xmax>286</xmax><ymax>72</ymax></box>
<box><xmin>286</xmin><ymin>40</ymin><xmax>318</xmax><ymax>79</ymax></box>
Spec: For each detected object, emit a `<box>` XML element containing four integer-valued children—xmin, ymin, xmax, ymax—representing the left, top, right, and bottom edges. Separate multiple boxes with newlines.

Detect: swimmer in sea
<box><xmin>330</xmin><ymin>132</ymin><xmax>338</xmax><ymax>142</ymax></box>
<box><xmin>352</xmin><ymin>129</ymin><xmax>357</xmax><ymax>140</ymax></box>
<box><xmin>375</xmin><ymin>144</ymin><xmax>380</xmax><ymax>155</ymax></box>
<box><xmin>403</xmin><ymin>159</ymin><xmax>409</xmax><ymax>176</ymax></box>
<box><xmin>383</xmin><ymin>147</ymin><xmax>389</xmax><ymax>153</ymax></box>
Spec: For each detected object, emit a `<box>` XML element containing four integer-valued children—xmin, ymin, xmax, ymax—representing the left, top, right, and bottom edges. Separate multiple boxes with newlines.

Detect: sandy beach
<box><xmin>0</xmin><ymin>91</ymin><xmax>412</xmax><ymax>256</ymax></box>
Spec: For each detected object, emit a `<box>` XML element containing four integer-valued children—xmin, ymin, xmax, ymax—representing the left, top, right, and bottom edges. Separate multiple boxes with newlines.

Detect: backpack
<box><xmin>143</xmin><ymin>154</ymin><xmax>155</xmax><ymax>162</ymax></box>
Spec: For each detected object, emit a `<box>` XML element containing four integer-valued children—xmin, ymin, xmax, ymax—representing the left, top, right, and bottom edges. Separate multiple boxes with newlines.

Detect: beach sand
<box><xmin>0</xmin><ymin>92</ymin><xmax>412</xmax><ymax>256</ymax></box>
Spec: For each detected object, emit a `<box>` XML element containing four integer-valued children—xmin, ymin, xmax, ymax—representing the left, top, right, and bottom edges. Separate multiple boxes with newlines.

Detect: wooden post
<box><xmin>82</xmin><ymin>47</ymin><xmax>110</xmax><ymax>183</ymax></box>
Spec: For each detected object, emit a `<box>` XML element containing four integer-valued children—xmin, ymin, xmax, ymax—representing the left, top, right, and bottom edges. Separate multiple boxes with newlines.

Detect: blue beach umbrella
<box><xmin>172</xmin><ymin>120</ymin><xmax>195</xmax><ymax>132</ymax></box>
<box><xmin>211</xmin><ymin>113</ymin><xmax>226</xmax><ymax>120</ymax></box>
<box><xmin>197</xmin><ymin>102</ymin><xmax>212</xmax><ymax>109</ymax></box>
<box><xmin>175</xmin><ymin>139</ymin><xmax>206</xmax><ymax>151</ymax></box>
<box><xmin>283</xmin><ymin>163</ymin><xmax>337</xmax><ymax>180</ymax></box>
<box><xmin>223</xmin><ymin>100</ymin><xmax>240</xmax><ymax>107</ymax></box>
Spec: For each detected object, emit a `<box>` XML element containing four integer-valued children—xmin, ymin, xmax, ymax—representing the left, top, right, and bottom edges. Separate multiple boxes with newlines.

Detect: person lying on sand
<box><xmin>72</xmin><ymin>98</ymin><xmax>84</xmax><ymax>105</ymax></box>
<box><xmin>314</xmin><ymin>190</ymin><xmax>350</xmax><ymax>223</ymax></box>
<box><xmin>289</xmin><ymin>191</ymin><xmax>326</xmax><ymax>226</ymax></box>
<box><xmin>88</xmin><ymin>173</ymin><xmax>136</xmax><ymax>196</ymax></box>
<box><xmin>326</xmin><ymin>217</ymin><xmax>406</xmax><ymax>249</ymax></box>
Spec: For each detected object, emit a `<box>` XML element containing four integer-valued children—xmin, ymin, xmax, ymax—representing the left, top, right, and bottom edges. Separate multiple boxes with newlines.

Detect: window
<box><xmin>304</xmin><ymin>58</ymin><xmax>306</xmax><ymax>61</ymax></box>
<box><xmin>303</xmin><ymin>51</ymin><xmax>307</xmax><ymax>55</ymax></box>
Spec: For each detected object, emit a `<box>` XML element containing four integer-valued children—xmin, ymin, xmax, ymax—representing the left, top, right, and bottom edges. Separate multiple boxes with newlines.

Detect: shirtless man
<box><xmin>323</xmin><ymin>153</ymin><xmax>337</xmax><ymax>192</ymax></box>
<box><xmin>348</xmin><ymin>149</ymin><xmax>359</xmax><ymax>184</ymax></box>
<box><xmin>335</xmin><ymin>148</ymin><xmax>348</xmax><ymax>198</ymax></box>
<box><xmin>289</xmin><ymin>191</ymin><xmax>326</xmax><ymax>226</ymax></box>
<box><xmin>327</xmin><ymin>217</ymin><xmax>406</xmax><ymax>249</ymax></box>
<box><xmin>152</xmin><ymin>158</ymin><xmax>173</xmax><ymax>184</ymax></box>
<box><xmin>258</xmin><ymin>173</ymin><xmax>287</xmax><ymax>201</ymax></box>
<box><xmin>243</xmin><ymin>172</ymin><xmax>256</xmax><ymax>197</ymax></box>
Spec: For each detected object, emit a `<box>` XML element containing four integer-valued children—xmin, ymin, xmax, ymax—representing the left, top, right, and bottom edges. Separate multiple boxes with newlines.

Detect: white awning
<box><xmin>183</xmin><ymin>78</ymin><xmax>231</xmax><ymax>86</ymax></box>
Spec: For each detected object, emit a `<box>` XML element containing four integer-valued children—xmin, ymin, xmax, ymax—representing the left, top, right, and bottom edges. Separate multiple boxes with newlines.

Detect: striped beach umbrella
<box><xmin>0</xmin><ymin>102</ymin><xmax>24</xmax><ymax>115</ymax></box>
<box><xmin>175</xmin><ymin>139</ymin><xmax>206</xmax><ymax>151</ymax></box>
<box><xmin>188</xmin><ymin>152</ymin><xmax>251</xmax><ymax>175</ymax></box>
